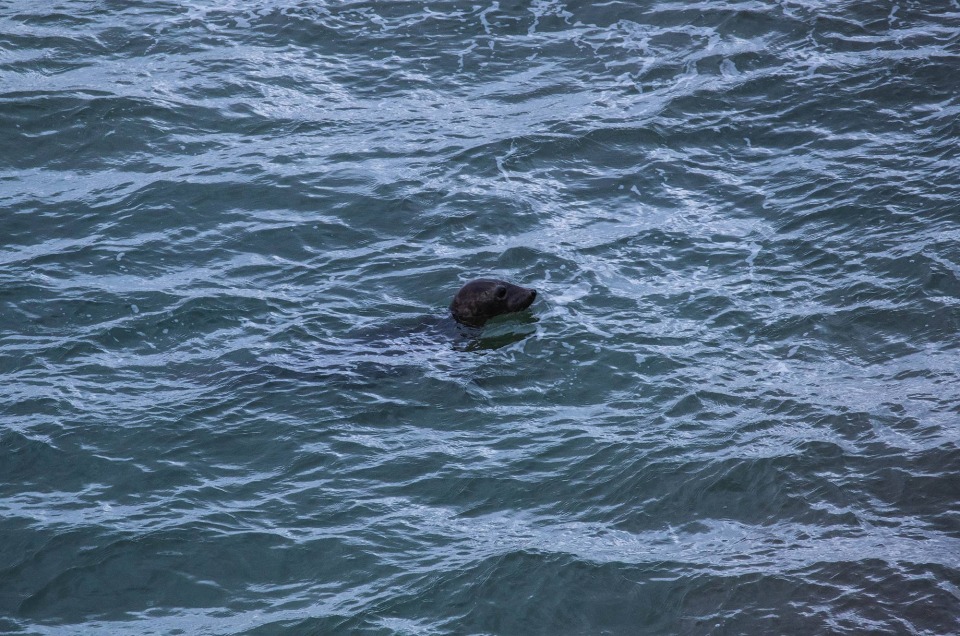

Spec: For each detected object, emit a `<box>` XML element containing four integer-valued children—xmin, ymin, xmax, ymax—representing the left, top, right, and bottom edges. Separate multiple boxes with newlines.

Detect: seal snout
<box><xmin>512</xmin><ymin>287</ymin><xmax>536</xmax><ymax>312</ymax></box>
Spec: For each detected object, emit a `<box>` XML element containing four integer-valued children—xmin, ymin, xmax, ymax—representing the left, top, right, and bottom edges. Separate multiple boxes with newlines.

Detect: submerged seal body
<box><xmin>450</xmin><ymin>279</ymin><xmax>537</xmax><ymax>327</ymax></box>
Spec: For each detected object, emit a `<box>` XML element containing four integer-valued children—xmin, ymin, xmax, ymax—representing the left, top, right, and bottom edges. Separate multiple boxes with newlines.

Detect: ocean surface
<box><xmin>2</xmin><ymin>1</ymin><xmax>959</xmax><ymax>634</ymax></box>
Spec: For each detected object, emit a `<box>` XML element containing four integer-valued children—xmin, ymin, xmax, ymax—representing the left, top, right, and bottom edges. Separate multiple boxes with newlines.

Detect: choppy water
<box><xmin>2</xmin><ymin>1</ymin><xmax>959</xmax><ymax>634</ymax></box>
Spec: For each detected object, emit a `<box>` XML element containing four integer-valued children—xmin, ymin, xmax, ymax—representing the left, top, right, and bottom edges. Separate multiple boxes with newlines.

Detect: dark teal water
<box><xmin>2</xmin><ymin>1</ymin><xmax>959</xmax><ymax>634</ymax></box>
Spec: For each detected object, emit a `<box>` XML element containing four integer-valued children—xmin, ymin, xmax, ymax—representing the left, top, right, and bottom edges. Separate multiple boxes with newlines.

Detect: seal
<box><xmin>450</xmin><ymin>279</ymin><xmax>537</xmax><ymax>327</ymax></box>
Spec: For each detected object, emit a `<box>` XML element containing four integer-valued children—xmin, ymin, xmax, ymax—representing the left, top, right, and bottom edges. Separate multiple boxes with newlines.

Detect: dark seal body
<box><xmin>450</xmin><ymin>279</ymin><xmax>537</xmax><ymax>327</ymax></box>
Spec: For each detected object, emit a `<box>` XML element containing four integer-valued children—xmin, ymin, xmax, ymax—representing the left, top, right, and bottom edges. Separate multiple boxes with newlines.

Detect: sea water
<box><xmin>2</xmin><ymin>1</ymin><xmax>959</xmax><ymax>634</ymax></box>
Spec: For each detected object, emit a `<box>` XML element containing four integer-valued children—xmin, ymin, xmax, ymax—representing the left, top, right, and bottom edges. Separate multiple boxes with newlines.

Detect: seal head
<box><xmin>450</xmin><ymin>279</ymin><xmax>537</xmax><ymax>327</ymax></box>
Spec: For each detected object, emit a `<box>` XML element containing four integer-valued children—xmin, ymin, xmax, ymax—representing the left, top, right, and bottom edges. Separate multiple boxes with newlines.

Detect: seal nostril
<box><xmin>530</xmin><ymin>290</ymin><xmax>537</xmax><ymax>300</ymax></box>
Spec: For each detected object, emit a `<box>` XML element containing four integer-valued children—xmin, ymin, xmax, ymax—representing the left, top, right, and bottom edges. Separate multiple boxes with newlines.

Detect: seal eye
<box><xmin>495</xmin><ymin>285</ymin><xmax>507</xmax><ymax>299</ymax></box>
